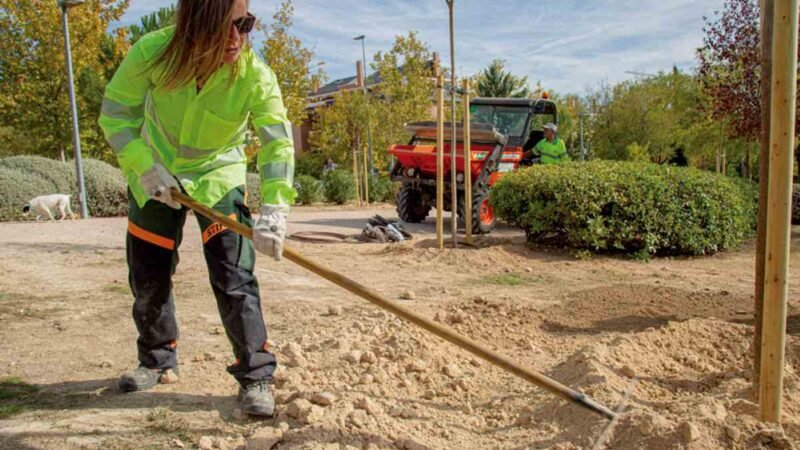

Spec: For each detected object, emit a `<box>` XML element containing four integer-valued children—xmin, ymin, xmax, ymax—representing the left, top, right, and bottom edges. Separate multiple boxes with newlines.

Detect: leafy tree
<box><xmin>128</xmin><ymin>5</ymin><xmax>175</xmax><ymax>45</ymax></box>
<box><xmin>0</xmin><ymin>0</ymin><xmax>129</xmax><ymax>162</ymax></box>
<box><xmin>475</xmin><ymin>59</ymin><xmax>530</xmax><ymax>98</ymax></box>
<box><xmin>697</xmin><ymin>0</ymin><xmax>800</xmax><ymax>174</ymax></box>
<box><xmin>261</xmin><ymin>0</ymin><xmax>315</xmax><ymax>126</ymax></box>
<box><xmin>588</xmin><ymin>68</ymin><xmax>729</xmax><ymax>166</ymax></box>
<box><xmin>312</xmin><ymin>32</ymin><xmax>436</xmax><ymax>172</ymax></box>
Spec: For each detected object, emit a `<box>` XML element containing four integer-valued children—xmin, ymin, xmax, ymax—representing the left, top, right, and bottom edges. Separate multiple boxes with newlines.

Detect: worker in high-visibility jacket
<box><xmin>528</xmin><ymin>123</ymin><xmax>570</xmax><ymax>164</ymax></box>
<box><xmin>98</xmin><ymin>0</ymin><xmax>292</xmax><ymax>418</ymax></box>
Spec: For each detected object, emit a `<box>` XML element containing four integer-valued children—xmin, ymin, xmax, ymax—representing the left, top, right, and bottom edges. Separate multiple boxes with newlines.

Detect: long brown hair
<box><xmin>152</xmin><ymin>0</ymin><xmax>247</xmax><ymax>90</ymax></box>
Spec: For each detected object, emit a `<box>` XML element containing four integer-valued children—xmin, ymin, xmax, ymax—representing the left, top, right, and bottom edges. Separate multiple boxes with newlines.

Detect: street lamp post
<box><xmin>58</xmin><ymin>0</ymin><xmax>89</xmax><ymax>219</ymax></box>
<box><xmin>353</xmin><ymin>35</ymin><xmax>374</xmax><ymax>175</ymax></box>
<box><xmin>445</xmin><ymin>0</ymin><xmax>457</xmax><ymax>249</ymax></box>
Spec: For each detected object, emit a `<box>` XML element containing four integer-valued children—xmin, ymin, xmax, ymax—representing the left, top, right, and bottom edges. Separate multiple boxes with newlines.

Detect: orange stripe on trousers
<box><xmin>128</xmin><ymin>221</ymin><xmax>175</xmax><ymax>251</ymax></box>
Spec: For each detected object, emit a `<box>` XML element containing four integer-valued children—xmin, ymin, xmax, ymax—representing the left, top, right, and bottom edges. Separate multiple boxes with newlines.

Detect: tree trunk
<box><xmin>754</xmin><ymin>0</ymin><xmax>774</xmax><ymax>398</ymax></box>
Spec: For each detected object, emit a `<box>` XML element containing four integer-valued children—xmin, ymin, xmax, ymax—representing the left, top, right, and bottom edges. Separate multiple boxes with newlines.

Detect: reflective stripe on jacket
<box><xmin>533</xmin><ymin>138</ymin><xmax>570</xmax><ymax>165</ymax></box>
<box><xmin>99</xmin><ymin>26</ymin><xmax>296</xmax><ymax>208</ymax></box>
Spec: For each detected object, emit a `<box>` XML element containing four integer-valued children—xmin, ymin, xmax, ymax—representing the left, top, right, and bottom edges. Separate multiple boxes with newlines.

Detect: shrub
<box><xmin>793</xmin><ymin>185</ymin><xmax>800</xmax><ymax>225</ymax></box>
<box><xmin>0</xmin><ymin>156</ymin><xmax>128</xmax><ymax>220</ymax></box>
<box><xmin>0</xmin><ymin>155</ymin><xmax>76</xmax><ymax>195</ymax></box>
<box><xmin>0</xmin><ymin>167</ymin><xmax>55</xmax><ymax>221</ymax></box>
<box><xmin>82</xmin><ymin>159</ymin><xmax>127</xmax><ymax>217</ymax></box>
<box><xmin>294</xmin><ymin>175</ymin><xmax>324</xmax><ymax>205</ymax></box>
<box><xmin>322</xmin><ymin>169</ymin><xmax>356</xmax><ymax>205</ymax></box>
<box><xmin>295</xmin><ymin>152</ymin><xmax>326</xmax><ymax>179</ymax></box>
<box><xmin>368</xmin><ymin>175</ymin><xmax>396</xmax><ymax>203</ymax></box>
<box><xmin>491</xmin><ymin>161</ymin><xmax>757</xmax><ymax>256</ymax></box>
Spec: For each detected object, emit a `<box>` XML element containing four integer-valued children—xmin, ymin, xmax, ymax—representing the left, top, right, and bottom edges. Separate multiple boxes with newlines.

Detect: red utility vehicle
<box><xmin>389</xmin><ymin>97</ymin><xmax>558</xmax><ymax>234</ymax></box>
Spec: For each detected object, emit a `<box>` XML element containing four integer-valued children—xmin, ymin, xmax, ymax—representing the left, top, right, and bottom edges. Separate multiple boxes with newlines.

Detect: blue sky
<box><xmin>116</xmin><ymin>0</ymin><xmax>726</xmax><ymax>94</ymax></box>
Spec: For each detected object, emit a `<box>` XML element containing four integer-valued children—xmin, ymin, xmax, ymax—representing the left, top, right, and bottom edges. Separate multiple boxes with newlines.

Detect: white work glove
<box><xmin>140</xmin><ymin>163</ymin><xmax>180</xmax><ymax>210</ymax></box>
<box><xmin>253</xmin><ymin>205</ymin><xmax>289</xmax><ymax>261</ymax></box>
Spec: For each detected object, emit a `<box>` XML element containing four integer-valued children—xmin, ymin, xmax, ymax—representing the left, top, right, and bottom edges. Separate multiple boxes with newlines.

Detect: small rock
<box><xmin>423</xmin><ymin>389</ymin><xmax>436</xmax><ymax>400</ymax></box>
<box><xmin>281</xmin><ymin>343</ymin><xmax>304</xmax><ymax>359</ymax></box>
<box><xmin>203</xmin><ymin>351</ymin><xmax>217</xmax><ymax>361</ymax></box>
<box><xmin>247</xmin><ymin>426</ymin><xmax>283</xmax><ymax>450</ymax></box>
<box><xmin>172</xmin><ymin>438</ymin><xmax>185</xmax><ymax>448</ymax></box>
<box><xmin>160</xmin><ymin>368</ymin><xmax>179</xmax><ymax>384</ymax></box>
<box><xmin>443</xmin><ymin>364</ymin><xmax>462</xmax><ymax>379</ymax></box>
<box><xmin>360</xmin><ymin>351</ymin><xmax>378</xmax><ymax>364</ymax></box>
<box><xmin>389</xmin><ymin>406</ymin><xmax>415</xmax><ymax>419</ymax></box>
<box><xmin>525</xmin><ymin>267</ymin><xmax>533</xmax><ymax>273</ymax></box>
<box><xmin>278</xmin><ymin>422</ymin><xmax>290</xmax><ymax>433</ymax></box>
<box><xmin>197</xmin><ymin>436</ymin><xmax>214</xmax><ymax>450</ymax></box>
<box><xmin>447</xmin><ymin>311</ymin><xmax>469</xmax><ymax>324</ymax></box>
<box><xmin>311</xmin><ymin>392</ymin><xmax>337</xmax><ymax>406</ymax></box>
<box><xmin>406</xmin><ymin>360</ymin><xmax>428</xmax><ymax>373</ymax></box>
<box><xmin>211</xmin><ymin>326</ymin><xmax>224</xmax><ymax>335</ymax></box>
<box><xmin>344</xmin><ymin>350</ymin><xmax>363</xmax><ymax>364</ymax></box>
<box><xmin>358</xmin><ymin>374</ymin><xmax>375</xmax><ymax>385</ymax></box>
<box><xmin>680</xmin><ymin>422</ymin><xmax>701</xmax><ymax>442</ymax></box>
<box><xmin>348</xmin><ymin>409</ymin><xmax>369</xmax><ymax>427</ymax></box>
<box><xmin>286</xmin><ymin>398</ymin><xmax>312</xmax><ymax>419</ymax></box>
<box><xmin>726</xmin><ymin>426</ymin><xmax>741</xmax><ymax>442</ymax></box>
<box><xmin>399</xmin><ymin>290</ymin><xmax>416</xmax><ymax>300</ymax></box>
<box><xmin>355</xmin><ymin>397</ymin><xmax>382</xmax><ymax>415</ymax></box>
<box><xmin>303</xmin><ymin>405</ymin><xmax>325</xmax><ymax>424</ymax></box>
<box><xmin>327</xmin><ymin>305</ymin><xmax>343</xmax><ymax>316</ymax></box>
<box><xmin>620</xmin><ymin>365</ymin><xmax>636</xmax><ymax>378</ymax></box>
<box><xmin>99</xmin><ymin>360</ymin><xmax>113</xmax><ymax>369</ymax></box>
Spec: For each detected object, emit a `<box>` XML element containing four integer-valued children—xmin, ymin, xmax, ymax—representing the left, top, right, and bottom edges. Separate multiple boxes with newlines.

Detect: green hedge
<box><xmin>322</xmin><ymin>169</ymin><xmax>356</xmax><ymax>204</ymax></box>
<box><xmin>491</xmin><ymin>161</ymin><xmax>757</xmax><ymax>256</ymax></box>
<box><xmin>82</xmin><ymin>159</ymin><xmax>127</xmax><ymax>217</ymax></box>
<box><xmin>0</xmin><ymin>156</ymin><xmax>127</xmax><ymax>221</ymax></box>
<box><xmin>0</xmin><ymin>167</ymin><xmax>56</xmax><ymax>221</ymax></box>
<box><xmin>369</xmin><ymin>175</ymin><xmax>396</xmax><ymax>203</ymax></box>
<box><xmin>295</xmin><ymin>175</ymin><xmax>324</xmax><ymax>205</ymax></box>
<box><xmin>0</xmin><ymin>155</ymin><xmax>76</xmax><ymax>195</ymax></box>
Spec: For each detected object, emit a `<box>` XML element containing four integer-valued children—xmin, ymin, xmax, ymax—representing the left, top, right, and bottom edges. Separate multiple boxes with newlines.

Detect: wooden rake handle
<box><xmin>169</xmin><ymin>188</ymin><xmax>616</xmax><ymax>420</ymax></box>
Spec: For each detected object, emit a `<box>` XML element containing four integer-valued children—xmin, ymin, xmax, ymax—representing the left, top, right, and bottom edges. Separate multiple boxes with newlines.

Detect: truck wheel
<box><xmin>396</xmin><ymin>184</ymin><xmax>430</xmax><ymax>223</ymax></box>
<box><xmin>472</xmin><ymin>189</ymin><xmax>496</xmax><ymax>234</ymax></box>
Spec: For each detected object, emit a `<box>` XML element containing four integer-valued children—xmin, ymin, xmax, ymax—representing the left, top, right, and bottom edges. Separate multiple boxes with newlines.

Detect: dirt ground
<box><xmin>0</xmin><ymin>205</ymin><xmax>799</xmax><ymax>450</ymax></box>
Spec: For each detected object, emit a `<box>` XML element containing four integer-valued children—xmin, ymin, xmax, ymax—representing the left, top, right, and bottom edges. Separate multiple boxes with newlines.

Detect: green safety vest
<box><xmin>99</xmin><ymin>26</ymin><xmax>296</xmax><ymax>209</ymax></box>
<box><xmin>533</xmin><ymin>138</ymin><xmax>570</xmax><ymax>165</ymax></box>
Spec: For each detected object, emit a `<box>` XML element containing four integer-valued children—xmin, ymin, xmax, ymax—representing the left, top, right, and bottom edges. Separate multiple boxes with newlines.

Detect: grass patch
<box><xmin>0</xmin><ymin>377</ymin><xmax>38</xmax><ymax>400</ymax></box>
<box><xmin>0</xmin><ymin>404</ymin><xmax>23</xmax><ymax>419</ymax></box>
<box><xmin>144</xmin><ymin>408</ymin><xmax>189</xmax><ymax>434</ymax></box>
<box><xmin>482</xmin><ymin>273</ymin><xmax>545</xmax><ymax>286</ymax></box>
<box><xmin>0</xmin><ymin>377</ymin><xmax>38</xmax><ymax>419</ymax></box>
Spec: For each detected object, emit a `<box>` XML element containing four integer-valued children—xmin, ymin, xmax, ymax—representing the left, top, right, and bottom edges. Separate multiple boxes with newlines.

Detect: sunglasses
<box><xmin>233</xmin><ymin>13</ymin><xmax>256</xmax><ymax>34</ymax></box>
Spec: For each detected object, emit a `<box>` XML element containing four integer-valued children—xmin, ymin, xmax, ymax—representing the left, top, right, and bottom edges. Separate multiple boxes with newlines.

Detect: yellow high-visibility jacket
<box><xmin>99</xmin><ymin>26</ymin><xmax>296</xmax><ymax>208</ymax></box>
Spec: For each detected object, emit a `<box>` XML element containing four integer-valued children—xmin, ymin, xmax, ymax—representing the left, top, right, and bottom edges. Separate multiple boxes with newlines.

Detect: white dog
<box><xmin>22</xmin><ymin>194</ymin><xmax>75</xmax><ymax>221</ymax></box>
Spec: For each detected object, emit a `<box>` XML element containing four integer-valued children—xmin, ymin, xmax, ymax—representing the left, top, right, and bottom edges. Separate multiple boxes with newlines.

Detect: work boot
<box><xmin>118</xmin><ymin>366</ymin><xmax>179</xmax><ymax>393</ymax></box>
<box><xmin>238</xmin><ymin>381</ymin><xmax>275</xmax><ymax>417</ymax></box>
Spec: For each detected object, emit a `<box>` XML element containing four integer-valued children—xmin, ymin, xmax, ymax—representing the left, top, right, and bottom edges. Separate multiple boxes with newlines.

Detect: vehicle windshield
<box><xmin>470</xmin><ymin>105</ymin><xmax>529</xmax><ymax>137</ymax></box>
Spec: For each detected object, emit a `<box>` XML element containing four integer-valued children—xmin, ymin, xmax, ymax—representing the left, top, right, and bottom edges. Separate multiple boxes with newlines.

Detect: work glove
<box><xmin>140</xmin><ymin>163</ymin><xmax>181</xmax><ymax>210</ymax></box>
<box><xmin>253</xmin><ymin>204</ymin><xmax>289</xmax><ymax>261</ymax></box>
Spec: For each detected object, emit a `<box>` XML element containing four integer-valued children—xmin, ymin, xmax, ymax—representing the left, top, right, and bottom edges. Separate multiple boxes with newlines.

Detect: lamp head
<box><xmin>57</xmin><ymin>0</ymin><xmax>86</xmax><ymax>8</ymax></box>
<box><xmin>353</xmin><ymin>35</ymin><xmax>365</xmax><ymax>41</ymax></box>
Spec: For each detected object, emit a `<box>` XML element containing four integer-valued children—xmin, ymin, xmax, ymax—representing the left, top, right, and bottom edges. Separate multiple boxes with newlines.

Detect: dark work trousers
<box><xmin>126</xmin><ymin>186</ymin><xmax>276</xmax><ymax>386</ymax></box>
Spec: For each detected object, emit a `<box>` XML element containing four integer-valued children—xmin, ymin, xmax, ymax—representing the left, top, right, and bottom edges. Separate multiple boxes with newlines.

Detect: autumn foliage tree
<box><xmin>697</xmin><ymin>0</ymin><xmax>800</xmax><ymax>174</ymax></box>
<box><xmin>261</xmin><ymin>0</ymin><xmax>315</xmax><ymax>126</ymax></box>
<box><xmin>0</xmin><ymin>0</ymin><xmax>129</xmax><ymax>162</ymax></box>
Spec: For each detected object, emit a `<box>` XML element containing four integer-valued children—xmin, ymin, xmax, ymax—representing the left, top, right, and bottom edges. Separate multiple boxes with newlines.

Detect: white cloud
<box><xmin>118</xmin><ymin>0</ymin><xmax>726</xmax><ymax>94</ymax></box>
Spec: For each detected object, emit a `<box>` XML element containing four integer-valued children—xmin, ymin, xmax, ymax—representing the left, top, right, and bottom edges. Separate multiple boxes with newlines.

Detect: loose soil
<box><xmin>0</xmin><ymin>206</ymin><xmax>798</xmax><ymax>449</ymax></box>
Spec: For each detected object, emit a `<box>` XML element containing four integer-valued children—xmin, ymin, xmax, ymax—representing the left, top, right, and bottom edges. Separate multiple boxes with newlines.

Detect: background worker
<box><xmin>98</xmin><ymin>0</ymin><xmax>294</xmax><ymax>418</ymax></box>
<box><xmin>525</xmin><ymin>123</ymin><xmax>570</xmax><ymax>164</ymax></box>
